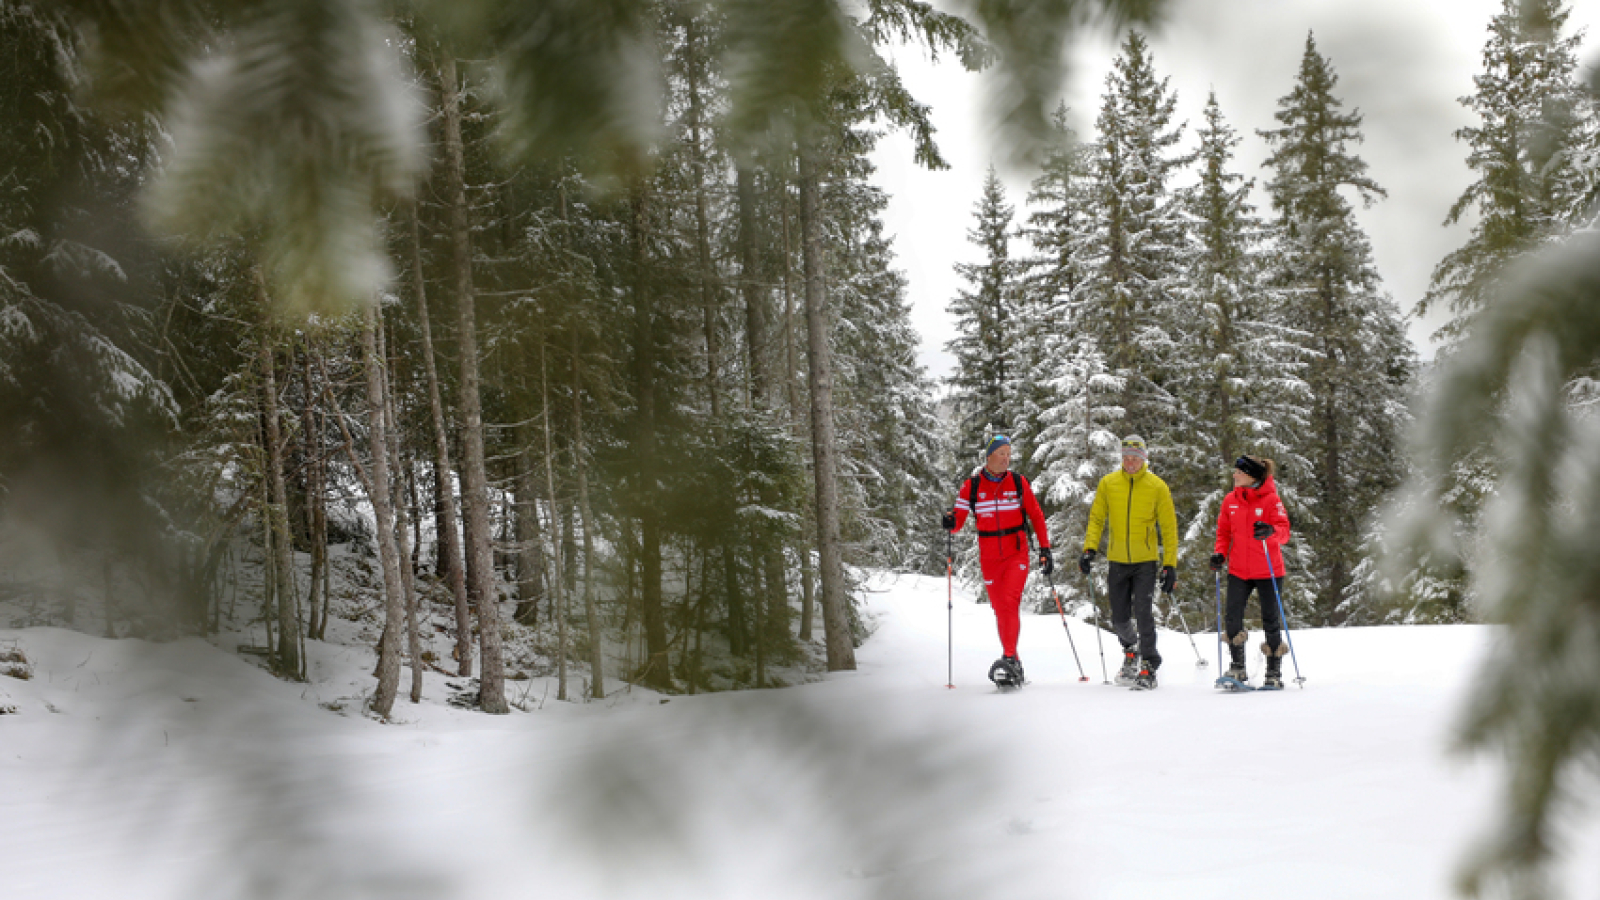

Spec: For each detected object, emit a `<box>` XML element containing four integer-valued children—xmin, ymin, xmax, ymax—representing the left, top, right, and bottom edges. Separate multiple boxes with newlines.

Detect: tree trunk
<box><xmin>362</xmin><ymin>300</ymin><xmax>407</xmax><ymax>717</ymax></box>
<box><xmin>539</xmin><ymin>335</ymin><xmax>569</xmax><ymax>701</ymax></box>
<box><xmin>410</xmin><ymin>204</ymin><xmax>473</xmax><ymax>676</ymax></box>
<box><xmin>631</xmin><ymin>186</ymin><xmax>671</xmax><ymax>689</ymax></box>
<box><xmin>300</xmin><ymin>341</ymin><xmax>326</xmax><ymax>642</ymax></box>
<box><xmin>514</xmin><ymin>435</ymin><xmax>547</xmax><ymax>626</ymax></box>
<box><xmin>738</xmin><ymin>163</ymin><xmax>771</xmax><ymax>407</ymax></box>
<box><xmin>439</xmin><ymin>53</ymin><xmax>508</xmax><ymax>713</ymax></box>
<box><xmin>685</xmin><ymin>15</ymin><xmax>720</xmax><ymax>421</ymax></box>
<box><xmin>782</xmin><ymin>188</ymin><xmax>817</xmax><ymax>643</ymax></box>
<box><xmin>255</xmin><ymin>274</ymin><xmax>303</xmax><ymax>680</ymax></box>
<box><xmin>797</xmin><ymin>142</ymin><xmax>855</xmax><ymax>671</ymax></box>
<box><xmin>571</xmin><ymin>339</ymin><xmax>605</xmax><ymax>699</ymax></box>
<box><xmin>379</xmin><ymin>317</ymin><xmax>423</xmax><ymax>704</ymax></box>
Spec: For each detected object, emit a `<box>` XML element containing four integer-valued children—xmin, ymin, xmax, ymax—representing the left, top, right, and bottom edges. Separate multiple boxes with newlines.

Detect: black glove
<box><xmin>1160</xmin><ymin>565</ymin><xmax>1176</xmax><ymax>594</ymax></box>
<box><xmin>942</xmin><ymin>511</ymin><xmax>956</xmax><ymax>531</ymax></box>
<box><xmin>1078</xmin><ymin>549</ymin><xmax>1096</xmax><ymax>575</ymax></box>
<box><xmin>1038</xmin><ymin>547</ymin><xmax>1054</xmax><ymax>575</ymax></box>
<box><xmin>1209</xmin><ymin>553</ymin><xmax>1226</xmax><ymax>572</ymax></box>
<box><xmin>1253</xmin><ymin>520</ymin><xmax>1272</xmax><ymax>540</ymax></box>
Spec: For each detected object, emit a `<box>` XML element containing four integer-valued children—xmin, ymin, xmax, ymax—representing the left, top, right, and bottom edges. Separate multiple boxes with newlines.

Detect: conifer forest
<box><xmin>7</xmin><ymin>4</ymin><xmax>1600</xmax><ymax>882</ymax></box>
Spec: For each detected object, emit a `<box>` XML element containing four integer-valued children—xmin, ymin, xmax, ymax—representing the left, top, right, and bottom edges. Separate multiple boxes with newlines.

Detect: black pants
<box><xmin>1225</xmin><ymin>574</ymin><xmax>1285</xmax><ymax>650</ymax></box>
<box><xmin>1107</xmin><ymin>561</ymin><xmax>1159</xmax><ymax>668</ymax></box>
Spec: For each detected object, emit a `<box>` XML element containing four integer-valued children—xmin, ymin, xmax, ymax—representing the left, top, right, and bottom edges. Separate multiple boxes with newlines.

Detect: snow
<box><xmin>2</xmin><ymin>572</ymin><xmax>1598</xmax><ymax>899</ymax></box>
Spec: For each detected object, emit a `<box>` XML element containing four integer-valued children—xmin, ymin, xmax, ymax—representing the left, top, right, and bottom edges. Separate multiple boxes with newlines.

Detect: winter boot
<box><xmin>1115</xmin><ymin>648</ymin><xmax>1140</xmax><ymax>686</ymax></box>
<box><xmin>989</xmin><ymin>655</ymin><xmax>1023</xmax><ymax>687</ymax></box>
<box><xmin>1225</xmin><ymin>632</ymin><xmax>1249</xmax><ymax>682</ymax></box>
<box><xmin>1261</xmin><ymin>640</ymin><xmax>1287</xmax><ymax>689</ymax></box>
<box><xmin>1133</xmin><ymin>658</ymin><xmax>1159</xmax><ymax>690</ymax></box>
<box><xmin>1006</xmin><ymin>655</ymin><xmax>1025</xmax><ymax>684</ymax></box>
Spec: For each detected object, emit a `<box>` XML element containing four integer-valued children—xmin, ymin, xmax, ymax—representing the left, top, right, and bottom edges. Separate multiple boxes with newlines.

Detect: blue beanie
<box><xmin>983</xmin><ymin>434</ymin><xmax>1011</xmax><ymax>458</ymax></box>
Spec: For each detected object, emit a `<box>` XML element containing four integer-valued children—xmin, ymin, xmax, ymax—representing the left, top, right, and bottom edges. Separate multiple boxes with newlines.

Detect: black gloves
<box><xmin>1253</xmin><ymin>520</ymin><xmax>1273</xmax><ymax>540</ymax></box>
<box><xmin>1078</xmin><ymin>549</ymin><xmax>1096</xmax><ymax>575</ymax></box>
<box><xmin>1160</xmin><ymin>565</ymin><xmax>1176</xmax><ymax>594</ymax></box>
<box><xmin>942</xmin><ymin>511</ymin><xmax>956</xmax><ymax>531</ymax></box>
<box><xmin>1209</xmin><ymin>553</ymin><xmax>1226</xmax><ymax>572</ymax></box>
<box><xmin>1038</xmin><ymin>547</ymin><xmax>1054</xmax><ymax>575</ymax></box>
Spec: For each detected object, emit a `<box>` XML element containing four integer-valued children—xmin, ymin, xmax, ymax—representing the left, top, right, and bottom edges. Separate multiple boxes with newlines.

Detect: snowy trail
<box><xmin>3</xmin><ymin>574</ymin><xmax>1598</xmax><ymax>899</ymax></box>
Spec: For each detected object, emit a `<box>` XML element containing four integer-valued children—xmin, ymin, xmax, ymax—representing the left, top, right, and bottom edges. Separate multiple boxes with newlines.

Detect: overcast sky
<box><xmin>868</xmin><ymin>0</ymin><xmax>1600</xmax><ymax>384</ymax></box>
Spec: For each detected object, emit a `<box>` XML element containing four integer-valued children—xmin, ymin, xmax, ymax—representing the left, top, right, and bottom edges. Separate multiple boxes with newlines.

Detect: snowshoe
<box><xmin>1130</xmin><ymin>660</ymin><xmax>1158</xmax><ymax>691</ymax></box>
<box><xmin>988</xmin><ymin>656</ymin><xmax>1024</xmax><ymax>689</ymax></box>
<box><xmin>1114</xmin><ymin>649</ymin><xmax>1140</xmax><ymax>686</ymax></box>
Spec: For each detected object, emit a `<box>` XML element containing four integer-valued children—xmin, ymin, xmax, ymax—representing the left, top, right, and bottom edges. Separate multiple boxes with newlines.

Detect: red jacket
<box><xmin>1214</xmin><ymin>475</ymin><xmax>1291</xmax><ymax>580</ymax></box>
<box><xmin>952</xmin><ymin>469</ymin><xmax>1051</xmax><ymax>563</ymax></box>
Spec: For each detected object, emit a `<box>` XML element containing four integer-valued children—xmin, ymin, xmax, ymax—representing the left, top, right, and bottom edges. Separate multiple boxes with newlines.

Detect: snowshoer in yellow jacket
<box><xmin>1078</xmin><ymin>435</ymin><xmax>1178</xmax><ymax>689</ymax></box>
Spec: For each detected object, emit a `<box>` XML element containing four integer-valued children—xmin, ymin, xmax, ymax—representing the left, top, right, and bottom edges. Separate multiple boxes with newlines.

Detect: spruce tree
<box><xmin>1259</xmin><ymin>34</ymin><xmax>1415</xmax><ymax>624</ymax></box>
<box><xmin>1417</xmin><ymin>0</ymin><xmax>1586</xmax><ymax>347</ymax></box>
<box><xmin>1172</xmin><ymin>93</ymin><xmax>1311</xmax><ymax>553</ymax></box>
<box><xmin>946</xmin><ymin>166</ymin><xmax>1020</xmax><ymax>442</ymax></box>
<box><xmin>1072</xmin><ymin>31</ymin><xmax>1190</xmax><ymax>447</ymax></box>
<box><xmin>1011</xmin><ymin>104</ymin><xmax>1093</xmax><ymax>477</ymax></box>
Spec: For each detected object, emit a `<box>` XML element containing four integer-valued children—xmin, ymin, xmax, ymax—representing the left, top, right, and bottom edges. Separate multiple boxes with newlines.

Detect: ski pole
<box><xmin>1171</xmin><ymin>593</ymin><xmax>1207</xmax><ymax>667</ymax></box>
<box><xmin>1260</xmin><ymin>539</ymin><xmax>1306</xmax><ymax>688</ymax></box>
<box><xmin>1044</xmin><ymin>570</ymin><xmax>1089</xmax><ymax>682</ymax></box>
<box><xmin>1213</xmin><ymin>570</ymin><xmax>1224</xmax><ymax>674</ymax></box>
<box><xmin>946</xmin><ymin>530</ymin><xmax>955</xmax><ymax>690</ymax></box>
<box><xmin>1084</xmin><ymin>569</ymin><xmax>1110</xmax><ymax>684</ymax></box>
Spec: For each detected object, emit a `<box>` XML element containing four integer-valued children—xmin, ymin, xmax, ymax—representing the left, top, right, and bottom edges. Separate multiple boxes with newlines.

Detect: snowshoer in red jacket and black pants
<box><xmin>942</xmin><ymin>435</ymin><xmax>1052</xmax><ymax>686</ymax></box>
<box><xmin>1210</xmin><ymin>455</ymin><xmax>1292</xmax><ymax>688</ymax></box>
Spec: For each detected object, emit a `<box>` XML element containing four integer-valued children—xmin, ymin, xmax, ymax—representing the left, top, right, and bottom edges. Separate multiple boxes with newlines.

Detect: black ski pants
<box><xmin>1107</xmin><ymin>560</ymin><xmax>1160</xmax><ymax>668</ymax></box>
<box><xmin>1225</xmin><ymin>574</ymin><xmax>1285</xmax><ymax>650</ymax></box>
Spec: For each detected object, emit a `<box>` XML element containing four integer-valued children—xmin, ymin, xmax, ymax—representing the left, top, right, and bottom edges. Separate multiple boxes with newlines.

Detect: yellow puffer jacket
<box><xmin>1083</xmin><ymin>465</ymin><xmax>1179</xmax><ymax>566</ymax></box>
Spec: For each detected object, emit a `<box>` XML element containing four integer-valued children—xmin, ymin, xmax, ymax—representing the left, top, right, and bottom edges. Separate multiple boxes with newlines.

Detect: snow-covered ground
<box><xmin>2</xmin><ymin>571</ymin><xmax>1597</xmax><ymax>900</ymax></box>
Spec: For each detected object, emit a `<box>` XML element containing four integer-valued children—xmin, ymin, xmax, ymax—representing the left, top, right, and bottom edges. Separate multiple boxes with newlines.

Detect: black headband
<box><xmin>1235</xmin><ymin>456</ymin><xmax>1267</xmax><ymax>479</ymax></box>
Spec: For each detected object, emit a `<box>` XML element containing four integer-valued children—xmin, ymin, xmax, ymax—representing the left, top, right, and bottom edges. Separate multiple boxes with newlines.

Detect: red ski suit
<box><xmin>950</xmin><ymin>470</ymin><xmax>1051</xmax><ymax>657</ymax></box>
<box><xmin>1213</xmin><ymin>475</ymin><xmax>1291</xmax><ymax>579</ymax></box>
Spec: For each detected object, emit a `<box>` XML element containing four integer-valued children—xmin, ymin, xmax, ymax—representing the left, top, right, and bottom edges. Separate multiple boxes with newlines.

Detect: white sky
<box><xmin>868</xmin><ymin>0</ymin><xmax>1600</xmax><ymax>383</ymax></box>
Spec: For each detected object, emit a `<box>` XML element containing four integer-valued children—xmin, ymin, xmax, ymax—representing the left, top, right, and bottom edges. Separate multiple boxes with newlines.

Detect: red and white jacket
<box><xmin>1214</xmin><ymin>475</ymin><xmax>1291</xmax><ymax>580</ymax></box>
<box><xmin>951</xmin><ymin>469</ymin><xmax>1051</xmax><ymax>563</ymax></box>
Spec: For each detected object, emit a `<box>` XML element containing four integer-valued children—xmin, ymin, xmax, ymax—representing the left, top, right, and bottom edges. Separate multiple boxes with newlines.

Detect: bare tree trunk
<box><xmin>379</xmin><ymin>318</ymin><xmax>423</xmax><ymax>704</ymax></box>
<box><xmin>630</xmin><ymin>186</ymin><xmax>671</xmax><ymax>690</ymax></box>
<box><xmin>410</xmin><ymin>204</ymin><xmax>473</xmax><ymax>676</ymax></box>
<box><xmin>797</xmin><ymin>143</ymin><xmax>855</xmax><ymax>671</ymax></box>
<box><xmin>439</xmin><ymin>53</ymin><xmax>508</xmax><ymax>713</ymax></box>
<box><xmin>684</xmin><ymin>14</ymin><xmax>720</xmax><ymax>420</ymax></box>
<box><xmin>738</xmin><ymin>163</ymin><xmax>771</xmax><ymax>406</ymax></box>
<box><xmin>362</xmin><ymin>300</ymin><xmax>406</xmax><ymax>717</ymax></box>
<box><xmin>570</xmin><ymin>338</ymin><xmax>605</xmax><ymax>699</ymax></box>
<box><xmin>300</xmin><ymin>342</ymin><xmax>327</xmax><ymax>642</ymax></box>
<box><xmin>783</xmin><ymin>185</ymin><xmax>817</xmax><ymax>643</ymax></box>
<box><xmin>538</xmin><ymin>335</ymin><xmax>569</xmax><ymax>701</ymax></box>
<box><xmin>514</xmin><ymin>437</ymin><xmax>546</xmax><ymax>626</ymax></box>
<box><xmin>256</xmin><ymin>274</ymin><xmax>303</xmax><ymax>679</ymax></box>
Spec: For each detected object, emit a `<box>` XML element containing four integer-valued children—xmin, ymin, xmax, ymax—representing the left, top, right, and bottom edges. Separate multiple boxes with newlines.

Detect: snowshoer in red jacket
<box><xmin>1210</xmin><ymin>455</ymin><xmax>1292</xmax><ymax>688</ymax></box>
<box><xmin>942</xmin><ymin>435</ymin><xmax>1052</xmax><ymax>686</ymax></box>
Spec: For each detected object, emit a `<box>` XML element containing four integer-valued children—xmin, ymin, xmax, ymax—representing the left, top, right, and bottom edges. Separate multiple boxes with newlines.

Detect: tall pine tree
<box><xmin>1259</xmin><ymin>34</ymin><xmax>1414</xmax><ymax>625</ymax></box>
<box><xmin>946</xmin><ymin>166</ymin><xmax>1020</xmax><ymax>443</ymax></box>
